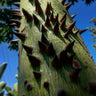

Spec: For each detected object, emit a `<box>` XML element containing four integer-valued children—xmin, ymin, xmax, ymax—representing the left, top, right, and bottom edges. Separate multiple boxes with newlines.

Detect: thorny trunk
<box><xmin>12</xmin><ymin>0</ymin><xmax>96</xmax><ymax>96</ymax></box>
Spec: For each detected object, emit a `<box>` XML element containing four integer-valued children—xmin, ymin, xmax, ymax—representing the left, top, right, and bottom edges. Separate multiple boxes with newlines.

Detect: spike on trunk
<box><xmin>35</xmin><ymin>4</ymin><xmax>43</xmax><ymax>14</ymax></box>
<box><xmin>45</xmin><ymin>43</ymin><xmax>55</xmax><ymax>56</ymax></box>
<box><xmin>11</xmin><ymin>39</ymin><xmax>19</xmax><ymax>43</ymax></box>
<box><xmin>14</xmin><ymin>28</ymin><xmax>20</xmax><ymax>32</ymax></box>
<box><xmin>56</xmin><ymin>89</ymin><xmax>67</xmax><ymax>96</ymax></box>
<box><xmin>13</xmin><ymin>32</ymin><xmax>27</xmax><ymax>41</ymax></box>
<box><xmin>9</xmin><ymin>19</ymin><xmax>21</xmax><ymax>25</ymax></box>
<box><xmin>33</xmin><ymin>71</ymin><xmax>41</xmax><ymax>79</ymax></box>
<box><xmin>13</xmin><ymin>2</ymin><xmax>20</xmax><ymax>7</ymax></box>
<box><xmin>79</xmin><ymin>29</ymin><xmax>87</xmax><ymax>34</ymax></box>
<box><xmin>28</xmin><ymin>55</ymin><xmax>40</xmax><ymax>67</ymax></box>
<box><xmin>65</xmin><ymin>2</ymin><xmax>70</xmax><ymax>6</ymax></box>
<box><xmin>51</xmin><ymin>55</ymin><xmax>62</xmax><ymax>69</ymax></box>
<box><xmin>74</xmin><ymin>30</ymin><xmax>79</xmax><ymax>35</ymax></box>
<box><xmin>22</xmin><ymin>8</ymin><xmax>33</xmax><ymax>22</ymax></box>
<box><xmin>71</xmin><ymin>14</ymin><xmax>76</xmax><ymax>19</ymax></box>
<box><xmin>66</xmin><ymin>21</ymin><xmax>76</xmax><ymax>31</ymax></box>
<box><xmin>21</xmin><ymin>25</ymin><xmax>26</xmax><ymax>32</ymax></box>
<box><xmin>10</xmin><ymin>23</ymin><xmax>19</xmax><ymax>27</ymax></box>
<box><xmin>60</xmin><ymin>18</ymin><xmax>66</xmax><ymax>30</ymax></box>
<box><xmin>45</xmin><ymin>16</ymin><xmax>51</xmax><ymax>27</ymax></box>
<box><xmin>41</xmin><ymin>34</ymin><xmax>49</xmax><ymax>45</ymax></box>
<box><xmin>12</xmin><ymin>13</ymin><xmax>22</xmax><ymax>19</ymax></box>
<box><xmin>88</xmin><ymin>82</ymin><xmax>96</xmax><ymax>95</ymax></box>
<box><xmin>65</xmin><ymin>40</ymin><xmax>75</xmax><ymax>52</ymax></box>
<box><xmin>69</xmin><ymin>69</ymin><xmax>80</xmax><ymax>81</ymax></box>
<box><xmin>61</xmin><ymin>0</ymin><xmax>66</xmax><ymax>5</ymax></box>
<box><xmin>72</xmin><ymin>60</ymin><xmax>81</xmax><ymax>70</ymax></box>
<box><xmin>63</xmin><ymin>31</ymin><xmax>69</xmax><ymax>38</ymax></box>
<box><xmin>33</xmin><ymin>14</ymin><xmax>40</xmax><ymax>25</ymax></box>
<box><xmin>53</xmin><ymin>21</ymin><xmax>59</xmax><ymax>34</ymax></box>
<box><xmin>50</xmin><ymin>11</ymin><xmax>55</xmax><ymax>22</ymax></box>
<box><xmin>58</xmin><ymin>50</ymin><xmax>67</xmax><ymax>63</ymax></box>
<box><xmin>54</xmin><ymin>14</ymin><xmax>59</xmax><ymax>23</ymax></box>
<box><xmin>38</xmin><ymin>41</ymin><xmax>47</xmax><ymax>52</ymax></box>
<box><xmin>45</xmin><ymin>3</ymin><xmax>51</xmax><ymax>15</ymax></box>
<box><xmin>65</xmin><ymin>3</ymin><xmax>72</xmax><ymax>10</ymax></box>
<box><xmin>43</xmin><ymin>81</ymin><xmax>49</xmax><ymax>88</ymax></box>
<box><xmin>22</xmin><ymin>44</ymin><xmax>33</xmax><ymax>53</ymax></box>
<box><xmin>41</xmin><ymin>25</ymin><xmax>47</xmax><ymax>32</ymax></box>
<box><xmin>26</xmin><ymin>84</ymin><xmax>32</xmax><ymax>91</ymax></box>
<box><xmin>60</xmin><ymin>13</ymin><xmax>66</xmax><ymax>23</ymax></box>
<box><xmin>67</xmin><ymin>54</ymin><xmax>74</xmax><ymax>64</ymax></box>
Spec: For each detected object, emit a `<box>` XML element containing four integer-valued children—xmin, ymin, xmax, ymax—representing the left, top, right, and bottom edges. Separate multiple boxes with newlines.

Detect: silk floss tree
<box><xmin>9</xmin><ymin>0</ymin><xmax>96</xmax><ymax>96</ymax></box>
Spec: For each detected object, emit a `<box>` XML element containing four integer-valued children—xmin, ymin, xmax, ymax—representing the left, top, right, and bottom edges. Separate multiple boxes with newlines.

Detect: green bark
<box><xmin>17</xmin><ymin>0</ymin><xmax>96</xmax><ymax>96</ymax></box>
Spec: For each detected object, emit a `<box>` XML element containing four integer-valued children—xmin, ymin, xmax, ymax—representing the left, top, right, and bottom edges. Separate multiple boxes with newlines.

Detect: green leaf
<box><xmin>0</xmin><ymin>81</ymin><xmax>6</xmax><ymax>92</ymax></box>
<box><xmin>0</xmin><ymin>62</ymin><xmax>7</xmax><ymax>80</ymax></box>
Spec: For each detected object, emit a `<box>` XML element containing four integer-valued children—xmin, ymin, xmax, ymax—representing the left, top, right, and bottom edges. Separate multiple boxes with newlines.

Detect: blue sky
<box><xmin>0</xmin><ymin>0</ymin><xmax>96</xmax><ymax>91</ymax></box>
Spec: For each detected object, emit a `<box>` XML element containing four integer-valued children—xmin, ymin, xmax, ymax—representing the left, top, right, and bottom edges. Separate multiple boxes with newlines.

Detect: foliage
<box><xmin>68</xmin><ymin>0</ymin><xmax>95</xmax><ymax>4</ymax></box>
<box><xmin>0</xmin><ymin>0</ymin><xmax>19</xmax><ymax>51</ymax></box>
<box><xmin>89</xmin><ymin>17</ymin><xmax>96</xmax><ymax>49</ymax></box>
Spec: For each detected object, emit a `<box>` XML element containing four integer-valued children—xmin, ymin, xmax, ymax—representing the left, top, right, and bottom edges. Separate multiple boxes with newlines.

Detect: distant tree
<box><xmin>0</xmin><ymin>0</ymin><xmax>19</xmax><ymax>51</ymax></box>
<box><xmin>89</xmin><ymin>17</ymin><xmax>96</xmax><ymax>49</ymax></box>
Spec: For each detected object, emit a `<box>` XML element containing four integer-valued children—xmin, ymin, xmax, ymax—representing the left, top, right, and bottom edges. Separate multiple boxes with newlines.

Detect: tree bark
<box><xmin>18</xmin><ymin>0</ymin><xmax>96</xmax><ymax>96</ymax></box>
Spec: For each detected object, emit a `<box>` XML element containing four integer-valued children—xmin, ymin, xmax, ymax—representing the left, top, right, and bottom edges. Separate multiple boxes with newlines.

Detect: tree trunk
<box><xmin>17</xmin><ymin>0</ymin><xmax>96</xmax><ymax>96</ymax></box>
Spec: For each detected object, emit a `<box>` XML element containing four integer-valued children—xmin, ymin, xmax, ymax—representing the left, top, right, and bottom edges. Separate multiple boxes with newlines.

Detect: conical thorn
<box><xmin>27</xmin><ymin>84</ymin><xmax>32</xmax><ymax>91</ymax></box>
<box><xmin>65</xmin><ymin>3</ymin><xmax>72</xmax><ymax>10</ymax></box>
<box><xmin>65</xmin><ymin>2</ymin><xmax>70</xmax><ymax>6</ymax></box>
<box><xmin>71</xmin><ymin>14</ymin><xmax>76</xmax><ymax>19</ymax></box>
<box><xmin>14</xmin><ymin>28</ymin><xmax>20</xmax><ymax>32</ymax></box>
<box><xmin>33</xmin><ymin>14</ymin><xmax>40</xmax><ymax>25</ymax></box>
<box><xmin>74</xmin><ymin>30</ymin><xmax>79</xmax><ymax>35</ymax></box>
<box><xmin>43</xmin><ymin>81</ymin><xmax>49</xmax><ymax>88</ymax></box>
<box><xmin>10</xmin><ymin>23</ymin><xmax>19</xmax><ymax>27</ymax></box>
<box><xmin>13</xmin><ymin>32</ymin><xmax>27</xmax><ymax>40</ymax></box>
<box><xmin>56</xmin><ymin>89</ymin><xmax>67</xmax><ymax>96</ymax></box>
<box><xmin>63</xmin><ymin>31</ymin><xmax>69</xmax><ymax>39</ymax></box>
<box><xmin>13</xmin><ymin>2</ymin><xmax>20</xmax><ymax>7</ymax></box>
<box><xmin>53</xmin><ymin>22</ymin><xmax>59</xmax><ymax>34</ymax></box>
<box><xmin>60</xmin><ymin>13</ymin><xmax>66</xmax><ymax>23</ymax></box>
<box><xmin>22</xmin><ymin>8</ymin><xmax>33</xmax><ymax>22</ymax></box>
<box><xmin>11</xmin><ymin>39</ymin><xmax>19</xmax><ymax>43</ymax></box>
<box><xmin>10</xmin><ymin>9</ymin><xmax>20</xmax><ymax>13</ymax></box>
<box><xmin>38</xmin><ymin>41</ymin><xmax>47</xmax><ymax>52</ymax></box>
<box><xmin>51</xmin><ymin>55</ymin><xmax>62</xmax><ymax>69</ymax></box>
<box><xmin>41</xmin><ymin>34</ymin><xmax>49</xmax><ymax>45</ymax></box>
<box><xmin>61</xmin><ymin>0</ymin><xmax>66</xmax><ymax>5</ymax></box>
<box><xmin>9</xmin><ymin>19</ymin><xmax>21</xmax><ymax>25</ymax></box>
<box><xmin>66</xmin><ymin>21</ymin><xmax>76</xmax><ymax>31</ymax></box>
<box><xmin>45</xmin><ymin>43</ymin><xmax>55</xmax><ymax>56</ymax></box>
<box><xmin>72</xmin><ymin>60</ymin><xmax>81</xmax><ymax>70</ymax></box>
<box><xmin>23</xmin><ymin>44</ymin><xmax>33</xmax><ymax>53</ymax></box>
<box><xmin>28</xmin><ymin>54</ymin><xmax>40</xmax><ymax>67</ymax></box>
<box><xmin>58</xmin><ymin>50</ymin><xmax>67</xmax><ymax>63</ymax></box>
<box><xmin>79</xmin><ymin>29</ymin><xmax>88</xmax><ymax>34</ymax></box>
<box><xmin>50</xmin><ymin>11</ymin><xmax>55</xmax><ymax>22</ymax></box>
<box><xmin>45</xmin><ymin>16</ymin><xmax>51</xmax><ymax>27</ymax></box>
<box><xmin>12</xmin><ymin>13</ymin><xmax>22</xmax><ymax>19</ymax></box>
<box><xmin>21</xmin><ymin>25</ymin><xmax>26</xmax><ymax>32</ymax></box>
<box><xmin>69</xmin><ymin>69</ymin><xmax>80</xmax><ymax>81</ymax></box>
<box><xmin>60</xmin><ymin>18</ymin><xmax>66</xmax><ymax>30</ymax></box>
<box><xmin>65</xmin><ymin>40</ymin><xmax>75</xmax><ymax>52</ymax></box>
<box><xmin>41</xmin><ymin>25</ymin><xmax>47</xmax><ymax>32</ymax></box>
<box><xmin>88</xmin><ymin>82</ymin><xmax>96</xmax><ymax>94</ymax></box>
<box><xmin>33</xmin><ymin>71</ymin><xmax>41</xmax><ymax>79</ymax></box>
<box><xmin>45</xmin><ymin>3</ymin><xmax>51</xmax><ymax>15</ymax></box>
